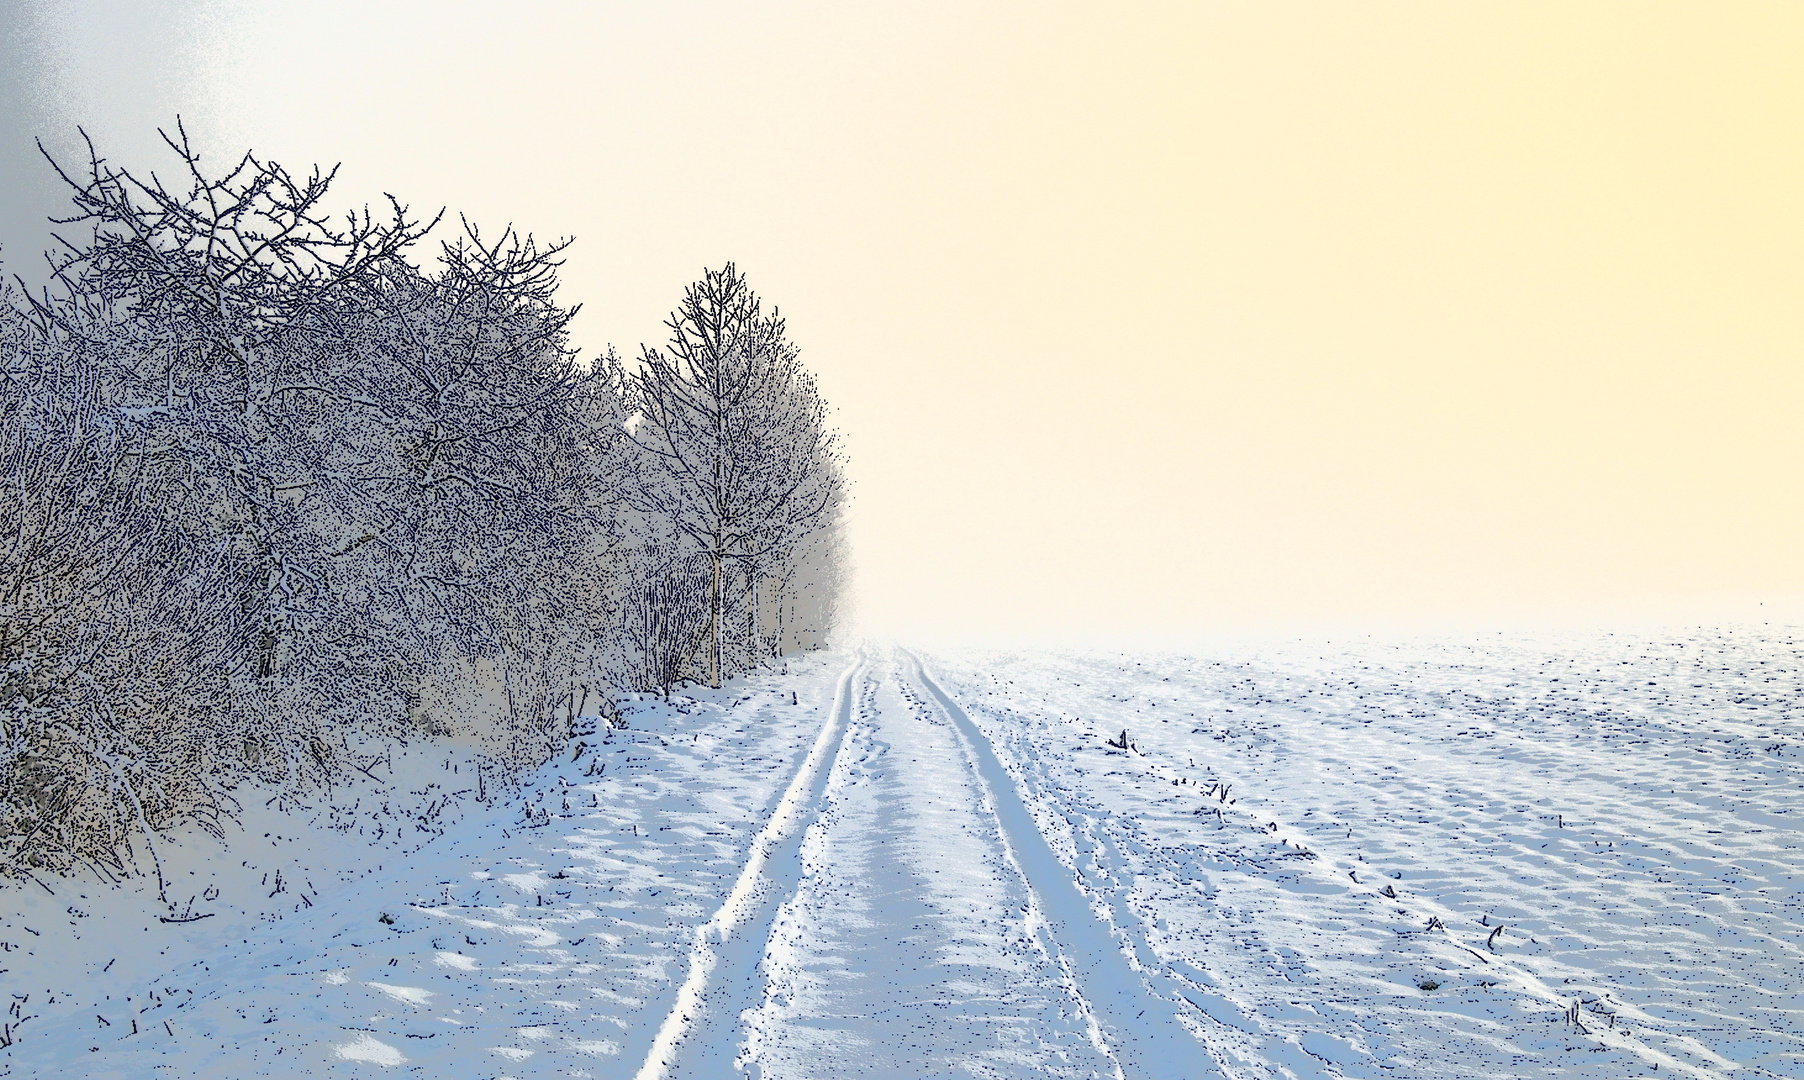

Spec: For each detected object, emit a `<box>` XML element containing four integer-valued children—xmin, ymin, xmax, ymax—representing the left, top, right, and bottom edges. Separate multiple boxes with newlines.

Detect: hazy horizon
<box><xmin>5</xmin><ymin>1</ymin><xmax>1800</xmax><ymax>645</ymax></box>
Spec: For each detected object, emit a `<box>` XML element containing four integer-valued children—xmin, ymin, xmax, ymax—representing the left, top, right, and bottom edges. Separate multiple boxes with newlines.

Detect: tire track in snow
<box><xmin>632</xmin><ymin>654</ymin><xmax>865</xmax><ymax>1080</ymax></box>
<box><xmin>738</xmin><ymin>653</ymin><xmax>1119</xmax><ymax>1079</ymax></box>
<box><xmin>904</xmin><ymin>650</ymin><xmax>1222</xmax><ymax>1080</ymax></box>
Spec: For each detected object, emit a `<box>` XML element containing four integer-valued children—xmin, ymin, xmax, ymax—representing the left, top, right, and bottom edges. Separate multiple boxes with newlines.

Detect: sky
<box><xmin>3</xmin><ymin>1</ymin><xmax>1801</xmax><ymax>646</ymax></box>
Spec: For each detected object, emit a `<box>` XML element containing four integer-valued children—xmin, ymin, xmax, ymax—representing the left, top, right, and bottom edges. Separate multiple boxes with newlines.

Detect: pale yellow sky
<box><xmin>7</xmin><ymin>1</ymin><xmax>1801</xmax><ymax>643</ymax></box>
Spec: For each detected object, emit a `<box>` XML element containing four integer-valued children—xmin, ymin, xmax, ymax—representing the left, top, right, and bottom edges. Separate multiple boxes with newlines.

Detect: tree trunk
<box><xmin>708</xmin><ymin>549</ymin><xmax>722</xmax><ymax>688</ymax></box>
<box><xmin>747</xmin><ymin>568</ymin><xmax>760</xmax><ymax>664</ymax></box>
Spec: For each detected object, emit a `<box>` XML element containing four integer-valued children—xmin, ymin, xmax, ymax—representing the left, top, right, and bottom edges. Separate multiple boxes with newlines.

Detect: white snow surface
<box><xmin>2</xmin><ymin>654</ymin><xmax>845</xmax><ymax>1078</ymax></box>
<box><xmin>922</xmin><ymin>627</ymin><xmax>1803</xmax><ymax>1079</ymax></box>
<box><xmin>3</xmin><ymin>628</ymin><xmax>1800</xmax><ymax>1078</ymax></box>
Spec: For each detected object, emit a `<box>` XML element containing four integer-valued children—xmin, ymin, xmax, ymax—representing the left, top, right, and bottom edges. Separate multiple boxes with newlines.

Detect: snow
<box><xmin>2</xmin><ymin>653</ymin><xmax>842</xmax><ymax>1077</ymax></box>
<box><xmin>633</xmin><ymin>656</ymin><xmax>862</xmax><ymax>1080</ymax></box>
<box><xmin>923</xmin><ymin>626</ymin><xmax>1803</xmax><ymax>1078</ymax></box>
<box><xmin>737</xmin><ymin>654</ymin><xmax>1115</xmax><ymax>1078</ymax></box>
<box><xmin>4</xmin><ymin>628</ymin><xmax>1800</xmax><ymax>1078</ymax></box>
<box><xmin>334</xmin><ymin>1032</ymin><xmax>406</xmax><ymax>1066</ymax></box>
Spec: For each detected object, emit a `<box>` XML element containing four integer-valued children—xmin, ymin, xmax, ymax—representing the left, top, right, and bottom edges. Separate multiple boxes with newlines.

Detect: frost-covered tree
<box><xmin>623</xmin><ymin>264</ymin><xmax>846</xmax><ymax>688</ymax></box>
<box><xmin>736</xmin><ymin>366</ymin><xmax>846</xmax><ymax>662</ymax></box>
<box><xmin>313</xmin><ymin>221</ymin><xmax>620</xmax><ymax>760</ymax></box>
<box><xmin>27</xmin><ymin>120</ymin><xmax>438</xmax><ymax>702</ymax></box>
<box><xmin>0</xmin><ymin>268</ymin><xmax>257</xmax><ymax>891</ymax></box>
<box><xmin>1</xmin><ymin>122</ymin><xmax>630</xmax><ymax>884</ymax></box>
<box><xmin>2</xmin><ymin>123</ymin><xmax>850</xmax><ymax>892</ymax></box>
<box><xmin>0</xmin><ymin>123</ymin><xmax>440</xmax><ymax>887</ymax></box>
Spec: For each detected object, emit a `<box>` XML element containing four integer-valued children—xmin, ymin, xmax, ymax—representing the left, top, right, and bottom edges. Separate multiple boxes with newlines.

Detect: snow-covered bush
<box><xmin>0</xmin><ymin>280</ymin><xmax>245</xmax><ymax>887</ymax></box>
<box><xmin>0</xmin><ymin>124</ymin><xmax>850</xmax><ymax>891</ymax></box>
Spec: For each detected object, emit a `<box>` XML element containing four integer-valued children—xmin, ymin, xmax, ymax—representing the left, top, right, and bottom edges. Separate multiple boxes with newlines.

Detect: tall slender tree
<box><xmin>623</xmin><ymin>264</ymin><xmax>844</xmax><ymax>688</ymax></box>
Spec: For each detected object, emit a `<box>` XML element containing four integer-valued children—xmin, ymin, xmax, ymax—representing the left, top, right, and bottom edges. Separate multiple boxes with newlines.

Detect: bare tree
<box><xmin>734</xmin><ymin>366</ymin><xmax>846</xmax><ymax>663</ymax></box>
<box><xmin>623</xmin><ymin>264</ymin><xmax>846</xmax><ymax>687</ymax></box>
<box><xmin>27</xmin><ymin>119</ymin><xmax>438</xmax><ymax>693</ymax></box>
<box><xmin>2</xmin><ymin>122</ymin><xmax>631</xmax><ymax>884</ymax></box>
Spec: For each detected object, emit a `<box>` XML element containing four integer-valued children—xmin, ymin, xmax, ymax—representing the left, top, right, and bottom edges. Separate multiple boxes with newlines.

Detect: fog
<box><xmin>6</xmin><ymin>1</ymin><xmax>1801</xmax><ymax>646</ymax></box>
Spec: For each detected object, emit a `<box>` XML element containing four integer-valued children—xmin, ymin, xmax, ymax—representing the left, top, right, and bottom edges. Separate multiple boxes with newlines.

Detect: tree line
<box><xmin>0</xmin><ymin>123</ymin><xmax>847</xmax><ymax>888</ymax></box>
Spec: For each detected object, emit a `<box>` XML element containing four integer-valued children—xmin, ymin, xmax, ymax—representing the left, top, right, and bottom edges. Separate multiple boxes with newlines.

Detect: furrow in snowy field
<box><xmin>632</xmin><ymin>654</ymin><xmax>865</xmax><ymax>1080</ymax></box>
<box><xmin>3</xmin><ymin>651</ymin><xmax>853</xmax><ymax>1079</ymax></box>
<box><xmin>924</xmin><ymin>628</ymin><xmax>1803</xmax><ymax>1079</ymax></box>
<box><xmin>906</xmin><ymin>650</ymin><xmax>1230</xmax><ymax>1080</ymax></box>
<box><xmin>738</xmin><ymin>653</ymin><xmax>1119</xmax><ymax>1079</ymax></box>
<box><xmin>960</xmin><ymin>673</ymin><xmax>1731</xmax><ymax>1079</ymax></box>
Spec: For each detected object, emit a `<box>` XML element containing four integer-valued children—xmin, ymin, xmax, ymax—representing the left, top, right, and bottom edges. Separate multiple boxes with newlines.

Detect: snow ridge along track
<box><xmin>904</xmin><ymin>649</ymin><xmax>1220</xmax><ymax>1079</ymax></box>
<box><xmin>633</xmin><ymin>654</ymin><xmax>865</xmax><ymax>1080</ymax></box>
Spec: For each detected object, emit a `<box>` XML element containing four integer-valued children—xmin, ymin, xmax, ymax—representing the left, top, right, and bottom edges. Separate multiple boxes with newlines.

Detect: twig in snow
<box><xmin>1565</xmin><ymin>1000</ymin><xmax>1587</xmax><ymax>1033</ymax></box>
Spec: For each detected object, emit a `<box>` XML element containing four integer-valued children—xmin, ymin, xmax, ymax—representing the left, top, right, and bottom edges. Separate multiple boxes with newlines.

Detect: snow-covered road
<box><xmin>731</xmin><ymin>654</ymin><xmax>1116</xmax><ymax>1079</ymax></box>
<box><xmin>642</xmin><ymin>649</ymin><xmax>1205</xmax><ymax>1079</ymax></box>
<box><xmin>8</xmin><ymin>648</ymin><xmax>1239</xmax><ymax>1079</ymax></box>
<box><xmin>7</xmin><ymin>627</ymin><xmax>1800</xmax><ymax>1078</ymax></box>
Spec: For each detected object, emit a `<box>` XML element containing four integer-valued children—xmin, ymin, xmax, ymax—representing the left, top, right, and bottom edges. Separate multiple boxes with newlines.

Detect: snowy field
<box><xmin>3</xmin><ymin>627</ymin><xmax>1800</xmax><ymax>1078</ymax></box>
<box><xmin>927</xmin><ymin>627</ymin><xmax>1804</xmax><ymax>1079</ymax></box>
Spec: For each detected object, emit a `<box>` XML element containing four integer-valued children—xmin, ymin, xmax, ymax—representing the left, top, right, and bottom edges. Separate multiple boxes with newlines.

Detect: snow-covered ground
<box><xmin>927</xmin><ymin>628</ymin><xmax>1803</xmax><ymax>1079</ymax></box>
<box><xmin>1</xmin><ymin>654</ymin><xmax>844</xmax><ymax>1078</ymax></box>
<box><xmin>4</xmin><ymin>628</ymin><xmax>1800</xmax><ymax>1078</ymax></box>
